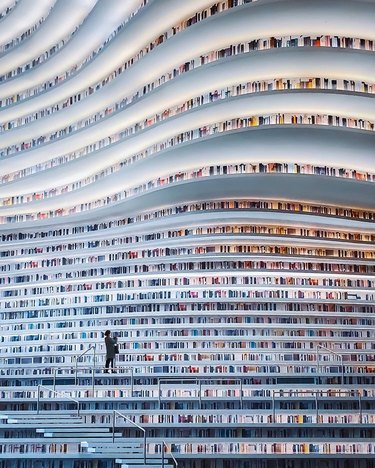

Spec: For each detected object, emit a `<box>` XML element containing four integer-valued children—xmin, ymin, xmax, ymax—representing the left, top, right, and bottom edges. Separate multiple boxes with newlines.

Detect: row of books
<box><xmin>138</xmin><ymin>413</ymin><xmax>373</xmax><ymax>425</ymax></box>
<box><xmin>3</xmin><ymin>269</ymin><xmax>375</xmax><ymax>292</ymax></box>
<box><xmin>2</xmin><ymin>318</ymin><xmax>373</xmax><ymax>335</ymax></box>
<box><xmin>1</xmin><ymin>339</ymin><xmax>372</xmax><ymax>357</ymax></box>
<box><xmin>0</xmin><ymin>352</ymin><xmax>370</xmax><ymax>373</ymax></box>
<box><xmin>2</xmin><ymin>266</ymin><xmax>374</xmax><ymax>288</ymax></box>
<box><xmin>4</xmin><ymin>74</ymin><xmax>373</xmax><ymax>189</ymax></box>
<box><xmin>0</xmin><ymin>442</ymin><xmax>78</xmax><ymax>454</ymax></box>
<box><xmin>3</xmin><ymin>385</ymin><xmax>373</xmax><ymax>400</ymax></box>
<box><xmin>1</xmin><ymin>441</ymin><xmax>374</xmax><ymax>456</ymax></box>
<box><xmin>0</xmin><ymin>359</ymin><xmax>368</xmax><ymax>373</ymax></box>
<box><xmin>2</xmin><ymin>281</ymin><xmax>375</xmax><ymax>308</ymax></box>
<box><xmin>2</xmin><ymin>258</ymin><xmax>375</xmax><ymax>278</ymax></box>
<box><xmin>3</xmin><ymin>282</ymin><xmax>375</xmax><ymax>304</ymax></box>
<box><xmin>0</xmin><ymin>11</ymin><xmax>45</xmax><ymax>56</ymax></box>
<box><xmin>2</xmin><ymin>220</ymin><xmax>375</xmax><ymax>253</ymax></box>
<box><xmin>0</xmin><ymin>1</ymin><xmax>151</xmax><ymax>86</ymax></box>
<box><xmin>1</xmin><ymin>344</ymin><xmax>371</xmax><ymax>360</ymax></box>
<box><xmin>247</xmin><ymin>35</ymin><xmax>375</xmax><ymax>51</ymax></box>
<box><xmin>2</xmin><ymin>152</ymin><xmax>375</xmax><ymax>222</ymax></box>
<box><xmin>2</xmin><ymin>28</ymin><xmax>371</xmax><ymax>127</ymax></box>
<box><xmin>3</xmin><ymin>239</ymin><xmax>375</xmax><ymax>263</ymax></box>
<box><xmin>3</xmin><ymin>247</ymin><xmax>374</xmax><ymax>267</ymax></box>
<box><xmin>0</xmin><ymin>0</ymin><xmax>240</xmax><ymax>110</ymax></box>
<box><xmin>3</xmin><ymin>70</ymin><xmax>372</xmax><ymax>175</ymax></box>
<box><xmin>3</xmin><ymin>210</ymin><xmax>375</xmax><ymax>252</ymax></box>
<box><xmin>1</xmin><ymin>199</ymin><xmax>374</xmax><ymax>245</ymax></box>
<box><xmin>4</xmin><ymin>105</ymin><xmax>375</xmax><ymax>213</ymax></box>
<box><xmin>160</xmin><ymin>441</ymin><xmax>375</xmax><ymax>455</ymax></box>
<box><xmin>4</xmin><ymin>111</ymin><xmax>375</xmax><ymax>206</ymax></box>
<box><xmin>2</xmin><ymin>302</ymin><xmax>373</xmax><ymax>322</ymax></box>
<box><xmin>0</xmin><ymin>254</ymin><xmax>375</xmax><ymax>276</ymax></box>
<box><xmin>0</xmin><ymin>2</ymin><xmax>16</xmax><ymax>22</ymax></box>
<box><xmin>2</xmin><ymin>287</ymin><xmax>375</xmax><ymax>309</ymax></box>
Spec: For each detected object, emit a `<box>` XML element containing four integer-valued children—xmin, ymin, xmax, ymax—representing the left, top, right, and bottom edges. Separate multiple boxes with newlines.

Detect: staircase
<box><xmin>80</xmin><ymin>408</ymin><xmax>177</xmax><ymax>468</ymax></box>
<box><xmin>81</xmin><ymin>441</ymin><xmax>174</xmax><ymax>467</ymax></box>
<box><xmin>115</xmin><ymin>460</ymin><xmax>174</xmax><ymax>468</ymax></box>
<box><xmin>0</xmin><ymin>411</ymin><xmax>177</xmax><ymax>467</ymax></box>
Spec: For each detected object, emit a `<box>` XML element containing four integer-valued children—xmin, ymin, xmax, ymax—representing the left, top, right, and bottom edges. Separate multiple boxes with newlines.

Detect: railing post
<box><xmin>92</xmin><ymin>345</ymin><xmax>96</xmax><ymax>395</ymax></box>
<box><xmin>75</xmin><ymin>345</ymin><xmax>96</xmax><ymax>389</ymax></box>
<box><xmin>112</xmin><ymin>410</ymin><xmax>115</xmax><ymax>443</ymax></box>
<box><xmin>35</xmin><ymin>384</ymin><xmax>79</xmax><ymax>417</ymax></box>
<box><xmin>130</xmin><ymin>366</ymin><xmax>134</xmax><ymax>398</ymax></box>
<box><xmin>199</xmin><ymin>379</ymin><xmax>202</xmax><ymax>409</ymax></box>
<box><xmin>53</xmin><ymin>368</ymin><xmax>56</xmax><ymax>392</ymax></box>
<box><xmin>113</xmin><ymin>410</ymin><xmax>148</xmax><ymax>465</ymax></box>
<box><xmin>340</xmin><ymin>355</ymin><xmax>345</xmax><ymax>386</ymax></box>
<box><xmin>272</xmin><ymin>390</ymin><xmax>275</xmax><ymax>423</ymax></box>
<box><xmin>316</xmin><ymin>345</ymin><xmax>344</xmax><ymax>386</ymax></box>
<box><xmin>358</xmin><ymin>391</ymin><xmax>362</xmax><ymax>424</ymax></box>
<box><xmin>161</xmin><ymin>439</ymin><xmax>178</xmax><ymax>467</ymax></box>
<box><xmin>239</xmin><ymin>378</ymin><xmax>243</xmax><ymax>409</ymax></box>
<box><xmin>316</xmin><ymin>348</ymin><xmax>320</xmax><ymax>385</ymax></box>
<box><xmin>158</xmin><ymin>378</ymin><xmax>161</xmax><ymax>409</ymax></box>
<box><xmin>315</xmin><ymin>391</ymin><xmax>319</xmax><ymax>423</ymax></box>
<box><xmin>143</xmin><ymin>429</ymin><xmax>147</xmax><ymax>464</ymax></box>
<box><xmin>37</xmin><ymin>385</ymin><xmax>40</xmax><ymax>414</ymax></box>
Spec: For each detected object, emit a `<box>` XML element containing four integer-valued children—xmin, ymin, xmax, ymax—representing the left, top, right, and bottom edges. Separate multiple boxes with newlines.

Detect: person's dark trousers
<box><xmin>105</xmin><ymin>358</ymin><xmax>114</xmax><ymax>372</ymax></box>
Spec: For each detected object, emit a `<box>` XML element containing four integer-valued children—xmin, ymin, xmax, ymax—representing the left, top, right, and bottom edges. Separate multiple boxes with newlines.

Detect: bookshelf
<box><xmin>0</xmin><ymin>0</ymin><xmax>374</xmax><ymax>466</ymax></box>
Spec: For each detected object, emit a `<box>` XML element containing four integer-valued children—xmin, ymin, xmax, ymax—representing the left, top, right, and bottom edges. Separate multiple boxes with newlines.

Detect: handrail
<box><xmin>76</xmin><ymin>345</ymin><xmax>96</xmax><ymax>360</ymax></box>
<box><xmin>113</xmin><ymin>410</ymin><xmax>146</xmax><ymax>464</ymax></box>
<box><xmin>37</xmin><ymin>384</ymin><xmax>80</xmax><ymax>417</ymax></box>
<box><xmin>317</xmin><ymin>345</ymin><xmax>343</xmax><ymax>360</ymax></box>
<box><xmin>162</xmin><ymin>440</ymin><xmax>178</xmax><ymax>467</ymax></box>
<box><xmin>74</xmin><ymin>345</ymin><xmax>96</xmax><ymax>389</ymax></box>
<box><xmin>50</xmin><ymin>364</ymin><xmax>134</xmax><ymax>395</ymax></box>
<box><xmin>272</xmin><ymin>388</ymin><xmax>362</xmax><ymax>423</ymax></box>
<box><xmin>316</xmin><ymin>345</ymin><xmax>345</xmax><ymax>385</ymax></box>
<box><xmin>158</xmin><ymin>377</ymin><xmax>243</xmax><ymax>409</ymax></box>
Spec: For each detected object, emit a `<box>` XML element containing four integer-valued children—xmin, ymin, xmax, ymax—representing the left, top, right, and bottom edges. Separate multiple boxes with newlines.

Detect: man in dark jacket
<box><xmin>104</xmin><ymin>330</ymin><xmax>118</xmax><ymax>373</ymax></box>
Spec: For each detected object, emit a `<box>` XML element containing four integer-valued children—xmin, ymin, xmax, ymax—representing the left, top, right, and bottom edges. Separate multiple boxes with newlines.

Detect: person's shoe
<box><xmin>103</xmin><ymin>369</ymin><xmax>109</xmax><ymax>373</ymax></box>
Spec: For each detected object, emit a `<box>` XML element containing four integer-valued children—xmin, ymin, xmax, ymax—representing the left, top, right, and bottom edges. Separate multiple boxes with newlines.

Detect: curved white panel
<box><xmin>0</xmin><ymin>0</ymin><xmax>215</xmax><ymax>100</ymax></box>
<box><xmin>0</xmin><ymin>0</ymin><xmax>98</xmax><ymax>76</ymax></box>
<box><xmin>0</xmin><ymin>0</ymin><xmax>56</xmax><ymax>48</ymax></box>
<box><xmin>1</xmin><ymin>47</ymin><xmax>374</xmax><ymax>153</ymax></box>
<box><xmin>0</xmin><ymin>3</ymin><xmax>373</xmax><ymax>463</ymax></box>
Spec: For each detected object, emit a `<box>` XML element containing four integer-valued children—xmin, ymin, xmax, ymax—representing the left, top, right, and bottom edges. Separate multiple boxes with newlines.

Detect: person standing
<box><xmin>104</xmin><ymin>330</ymin><xmax>117</xmax><ymax>373</ymax></box>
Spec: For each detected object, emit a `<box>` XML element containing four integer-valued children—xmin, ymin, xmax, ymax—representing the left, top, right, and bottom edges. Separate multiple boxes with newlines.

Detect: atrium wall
<box><xmin>0</xmin><ymin>0</ymin><xmax>374</xmax><ymax>466</ymax></box>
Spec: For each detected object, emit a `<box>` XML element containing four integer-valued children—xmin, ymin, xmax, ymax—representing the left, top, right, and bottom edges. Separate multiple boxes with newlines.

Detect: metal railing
<box><xmin>112</xmin><ymin>410</ymin><xmax>146</xmax><ymax>464</ymax></box>
<box><xmin>316</xmin><ymin>345</ymin><xmax>345</xmax><ymax>385</ymax></box>
<box><xmin>74</xmin><ymin>345</ymin><xmax>96</xmax><ymax>390</ymax></box>
<box><xmin>158</xmin><ymin>377</ymin><xmax>243</xmax><ymax>409</ymax></box>
<box><xmin>162</xmin><ymin>440</ymin><xmax>178</xmax><ymax>467</ymax></box>
<box><xmin>36</xmin><ymin>384</ymin><xmax>80</xmax><ymax>417</ymax></box>
<box><xmin>48</xmin><ymin>363</ymin><xmax>134</xmax><ymax>396</ymax></box>
<box><xmin>271</xmin><ymin>389</ymin><xmax>362</xmax><ymax>423</ymax></box>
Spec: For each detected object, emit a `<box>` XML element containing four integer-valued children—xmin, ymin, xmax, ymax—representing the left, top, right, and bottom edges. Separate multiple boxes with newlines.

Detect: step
<box><xmin>42</xmin><ymin>431</ymin><xmax>123</xmax><ymax>438</ymax></box>
<box><xmin>117</xmin><ymin>463</ymin><xmax>173</xmax><ymax>468</ymax></box>
<box><xmin>7</xmin><ymin>413</ymin><xmax>79</xmax><ymax>419</ymax></box>
<box><xmin>8</xmin><ymin>414</ymin><xmax>81</xmax><ymax>424</ymax></box>
<box><xmin>81</xmin><ymin>441</ymin><xmax>143</xmax><ymax>449</ymax></box>
<box><xmin>114</xmin><ymin>455</ymin><xmax>168</xmax><ymax>461</ymax></box>
<box><xmin>87</xmin><ymin>447</ymin><xmax>145</xmax><ymax>454</ymax></box>
<box><xmin>37</xmin><ymin>427</ymin><xmax>112</xmax><ymax>434</ymax></box>
<box><xmin>8</xmin><ymin>418</ymin><xmax>83</xmax><ymax>424</ymax></box>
